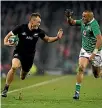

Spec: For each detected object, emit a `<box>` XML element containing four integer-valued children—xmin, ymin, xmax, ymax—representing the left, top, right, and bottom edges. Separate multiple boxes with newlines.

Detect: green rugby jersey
<box><xmin>76</xmin><ymin>19</ymin><xmax>102</xmax><ymax>53</ymax></box>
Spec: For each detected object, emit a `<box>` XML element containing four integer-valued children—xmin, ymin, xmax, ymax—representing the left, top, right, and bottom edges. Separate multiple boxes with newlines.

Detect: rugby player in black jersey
<box><xmin>2</xmin><ymin>13</ymin><xmax>63</xmax><ymax>97</ymax></box>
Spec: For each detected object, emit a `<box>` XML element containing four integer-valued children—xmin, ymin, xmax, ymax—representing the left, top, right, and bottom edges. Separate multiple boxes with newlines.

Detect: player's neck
<box><xmin>28</xmin><ymin>23</ymin><xmax>32</xmax><ymax>31</ymax></box>
<box><xmin>87</xmin><ymin>18</ymin><xmax>95</xmax><ymax>24</ymax></box>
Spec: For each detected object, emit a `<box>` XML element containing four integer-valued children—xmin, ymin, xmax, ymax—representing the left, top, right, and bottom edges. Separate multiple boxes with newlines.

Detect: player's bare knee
<box><xmin>12</xmin><ymin>64</ymin><xmax>20</xmax><ymax>71</ymax></box>
<box><xmin>12</xmin><ymin>58</ymin><xmax>21</xmax><ymax>70</ymax></box>
<box><xmin>11</xmin><ymin>66</ymin><xmax>17</xmax><ymax>71</ymax></box>
<box><xmin>78</xmin><ymin>65</ymin><xmax>85</xmax><ymax>73</ymax></box>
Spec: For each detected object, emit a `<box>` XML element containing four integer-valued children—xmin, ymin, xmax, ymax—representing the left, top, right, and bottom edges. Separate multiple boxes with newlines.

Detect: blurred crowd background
<box><xmin>1</xmin><ymin>1</ymin><xmax>102</xmax><ymax>77</ymax></box>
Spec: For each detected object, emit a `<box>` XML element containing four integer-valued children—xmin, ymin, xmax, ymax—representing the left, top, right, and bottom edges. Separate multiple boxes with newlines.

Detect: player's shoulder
<box><xmin>38</xmin><ymin>27</ymin><xmax>45</xmax><ymax>33</ymax></box>
<box><xmin>90</xmin><ymin>19</ymin><xmax>100</xmax><ymax>29</ymax></box>
<box><xmin>38</xmin><ymin>27</ymin><xmax>44</xmax><ymax>31</ymax></box>
<box><xmin>13</xmin><ymin>24</ymin><xmax>25</xmax><ymax>30</ymax></box>
<box><xmin>20</xmin><ymin>23</ymin><xmax>28</xmax><ymax>28</ymax></box>
<box><xmin>16</xmin><ymin>23</ymin><xmax>27</xmax><ymax>28</ymax></box>
<box><xmin>91</xmin><ymin>19</ymin><xmax>99</xmax><ymax>26</ymax></box>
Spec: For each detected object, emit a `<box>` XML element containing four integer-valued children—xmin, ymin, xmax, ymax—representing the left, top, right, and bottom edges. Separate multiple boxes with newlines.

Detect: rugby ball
<box><xmin>8</xmin><ymin>35</ymin><xmax>19</xmax><ymax>45</ymax></box>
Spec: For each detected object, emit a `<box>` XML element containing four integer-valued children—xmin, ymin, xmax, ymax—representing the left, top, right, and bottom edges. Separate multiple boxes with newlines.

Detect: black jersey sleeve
<box><xmin>39</xmin><ymin>29</ymin><xmax>46</xmax><ymax>39</ymax></box>
<box><xmin>12</xmin><ymin>25</ymin><xmax>22</xmax><ymax>35</ymax></box>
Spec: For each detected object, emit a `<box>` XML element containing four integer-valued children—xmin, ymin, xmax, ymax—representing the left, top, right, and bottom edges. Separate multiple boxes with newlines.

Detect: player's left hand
<box><xmin>89</xmin><ymin>53</ymin><xmax>96</xmax><ymax>61</ymax></box>
<box><xmin>57</xmin><ymin>28</ymin><xmax>63</xmax><ymax>39</ymax></box>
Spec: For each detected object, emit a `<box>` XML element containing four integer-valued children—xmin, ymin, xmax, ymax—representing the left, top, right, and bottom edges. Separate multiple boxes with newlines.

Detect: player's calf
<box><xmin>73</xmin><ymin>65</ymin><xmax>84</xmax><ymax>100</ymax></box>
<box><xmin>1</xmin><ymin>59</ymin><xmax>21</xmax><ymax>97</ymax></box>
<box><xmin>20</xmin><ymin>70</ymin><xmax>28</xmax><ymax>80</ymax></box>
<box><xmin>92</xmin><ymin>65</ymin><xmax>100</xmax><ymax>78</ymax></box>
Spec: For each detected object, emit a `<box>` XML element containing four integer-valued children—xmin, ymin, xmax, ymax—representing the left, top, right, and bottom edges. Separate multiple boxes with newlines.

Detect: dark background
<box><xmin>1</xmin><ymin>1</ymin><xmax>102</xmax><ymax>76</ymax></box>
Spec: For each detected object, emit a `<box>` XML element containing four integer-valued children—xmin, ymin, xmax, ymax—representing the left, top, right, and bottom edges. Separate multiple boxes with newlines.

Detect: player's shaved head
<box><xmin>83</xmin><ymin>10</ymin><xmax>94</xmax><ymax>19</ymax></box>
<box><xmin>28</xmin><ymin>12</ymin><xmax>41</xmax><ymax>30</ymax></box>
<box><xmin>30</xmin><ymin>13</ymin><xmax>41</xmax><ymax>21</ymax></box>
<box><xmin>82</xmin><ymin>10</ymin><xmax>94</xmax><ymax>24</ymax></box>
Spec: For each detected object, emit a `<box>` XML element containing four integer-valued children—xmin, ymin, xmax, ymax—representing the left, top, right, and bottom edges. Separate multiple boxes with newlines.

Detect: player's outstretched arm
<box><xmin>65</xmin><ymin>9</ymin><xmax>76</xmax><ymax>25</ymax></box>
<box><xmin>43</xmin><ymin>28</ymin><xmax>63</xmax><ymax>43</ymax></box>
<box><xmin>4</xmin><ymin>31</ymin><xmax>15</xmax><ymax>46</ymax></box>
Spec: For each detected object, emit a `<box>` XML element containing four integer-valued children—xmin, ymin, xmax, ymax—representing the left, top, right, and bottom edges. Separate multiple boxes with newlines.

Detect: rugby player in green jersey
<box><xmin>65</xmin><ymin>9</ymin><xmax>102</xmax><ymax>99</ymax></box>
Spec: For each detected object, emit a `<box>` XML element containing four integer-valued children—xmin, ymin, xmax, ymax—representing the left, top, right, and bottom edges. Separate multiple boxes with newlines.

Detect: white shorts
<box><xmin>79</xmin><ymin>48</ymin><xmax>102</xmax><ymax>67</ymax></box>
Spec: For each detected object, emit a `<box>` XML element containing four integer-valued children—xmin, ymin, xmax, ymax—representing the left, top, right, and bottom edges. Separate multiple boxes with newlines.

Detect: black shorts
<box><xmin>13</xmin><ymin>52</ymin><xmax>34</xmax><ymax>72</ymax></box>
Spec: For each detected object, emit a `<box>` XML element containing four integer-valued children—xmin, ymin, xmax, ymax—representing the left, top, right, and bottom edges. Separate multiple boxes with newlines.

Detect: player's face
<box><xmin>82</xmin><ymin>12</ymin><xmax>90</xmax><ymax>24</ymax></box>
<box><xmin>31</xmin><ymin>16</ymin><xmax>41</xmax><ymax>29</ymax></box>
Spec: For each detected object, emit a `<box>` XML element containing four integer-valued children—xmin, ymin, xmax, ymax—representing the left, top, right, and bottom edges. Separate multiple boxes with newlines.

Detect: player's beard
<box><xmin>82</xmin><ymin>20</ymin><xmax>87</xmax><ymax>24</ymax></box>
<box><xmin>82</xmin><ymin>18</ymin><xmax>90</xmax><ymax>24</ymax></box>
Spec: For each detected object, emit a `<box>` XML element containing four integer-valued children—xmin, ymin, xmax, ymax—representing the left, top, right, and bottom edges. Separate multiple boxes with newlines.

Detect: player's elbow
<box><xmin>101</xmin><ymin>36</ymin><xmax>102</xmax><ymax>43</ymax></box>
<box><xmin>97</xmin><ymin>35</ymin><xmax>102</xmax><ymax>46</ymax></box>
<box><xmin>44</xmin><ymin>37</ymin><xmax>51</xmax><ymax>43</ymax></box>
<box><xmin>44</xmin><ymin>39</ymin><xmax>49</xmax><ymax>43</ymax></box>
<box><xmin>47</xmin><ymin>39</ymin><xmax>51</xmax><ymax>43</ymax></box>
<box><xmin>4</xmin><ymin>39</ymin><xmax>7</xmax><ymax>45</ymax></box>
<box><xmin>4</xmin><ymin>38</ymin><xmax>8</xmax><ymax>46</ymax></box>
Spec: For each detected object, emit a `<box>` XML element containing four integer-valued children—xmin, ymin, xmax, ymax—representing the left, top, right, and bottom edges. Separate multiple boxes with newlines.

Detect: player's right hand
<box><xmin>57</xmin><ymin>28</ymin><xmax>63</xmax><ymax>39</ymax></box>
<box><xmin>4</xmin><ymin>41</ymin><xmax>16</xmax><ymax>46</ymax></box>
<box><xmin>65</xmin><ymin>9</ymin><xmax>73</xmax><ymax>17</ymax></box>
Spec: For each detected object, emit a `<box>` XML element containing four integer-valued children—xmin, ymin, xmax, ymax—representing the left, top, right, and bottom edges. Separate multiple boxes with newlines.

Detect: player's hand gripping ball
<box><xmin>8</xmin><ymin>35</ymin><xmax>19</xmax><ymax>45</ymax></box>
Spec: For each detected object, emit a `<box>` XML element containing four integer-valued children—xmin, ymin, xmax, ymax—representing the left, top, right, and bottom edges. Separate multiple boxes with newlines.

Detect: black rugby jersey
<box><xmin>12</xmin><ymin>24</ymin><xmax>45</xmax><ymax>55</ymax></box>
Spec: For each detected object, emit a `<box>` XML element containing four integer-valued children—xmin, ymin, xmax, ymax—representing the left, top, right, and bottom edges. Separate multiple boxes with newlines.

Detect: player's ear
<box><xmin>28</xmin><ymin>14</ymin><xmax>32</xmax><ymax>21</ymax></box>
<box><xmin>30</xmin><ymin>19</ymin><xmax>34</xmax><ymax>24</ymax></box>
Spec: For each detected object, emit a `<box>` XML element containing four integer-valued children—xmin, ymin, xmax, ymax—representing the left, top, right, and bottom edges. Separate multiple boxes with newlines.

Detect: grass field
<box><xmin>1</xmin><ymin>75</ymin><xmax>102</xmax><ymax>108</ymax></box>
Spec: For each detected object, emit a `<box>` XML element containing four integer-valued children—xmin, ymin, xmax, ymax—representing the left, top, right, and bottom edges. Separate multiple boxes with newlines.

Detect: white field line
<box><xmin>2</xmin><ymin>104</ymin><xmax>17</xmax><ymax>106</ymax></box>
<box><xmin>1</xmin><ymin>103</ymin><xmax>38</xmax><ymax>105</ymax></box>
<box><xmin>7</xmin><ymin>76</ymin><xmax>68</xmax><ymax>94</ymax></box>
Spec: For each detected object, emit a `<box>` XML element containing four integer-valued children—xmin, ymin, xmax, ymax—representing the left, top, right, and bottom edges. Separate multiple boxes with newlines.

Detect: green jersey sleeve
<box><xmin>91</xmin><ymin>21</ymin><xmax>101</xmax><ymax>37</ymax></box>
<box><xmin>75</xmin><ymin>20</ymin><xmax>81</xmax><ymax>26</ymax></box>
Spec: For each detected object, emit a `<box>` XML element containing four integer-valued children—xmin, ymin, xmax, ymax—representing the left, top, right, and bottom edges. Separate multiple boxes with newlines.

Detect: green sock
<box><xmin>75</xmin><ymin>83</ymin><xmax>81</xmax><ymax>93</ymax></box>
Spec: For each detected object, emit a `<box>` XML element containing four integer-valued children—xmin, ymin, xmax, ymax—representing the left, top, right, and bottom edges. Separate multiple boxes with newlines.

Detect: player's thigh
<box><xmin>12</xmin><ymin>58</ymin><xmax>21</xmax><ymax>69</ymax></box>
<box><xmin>78</xmin><ymin>57</ymin><xmax>89</xmax><ymax>71</ymax></box>
<box><xmin>21</xmin><ymin>56</ymin><xmax>34</xmax><ymax>72</ymax></box>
